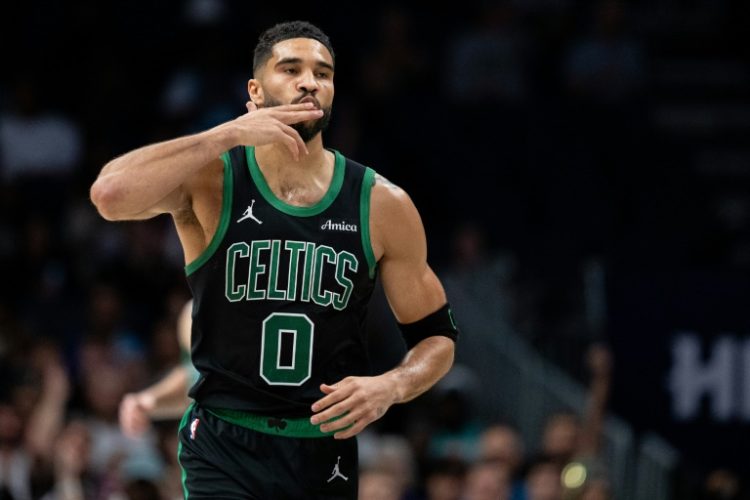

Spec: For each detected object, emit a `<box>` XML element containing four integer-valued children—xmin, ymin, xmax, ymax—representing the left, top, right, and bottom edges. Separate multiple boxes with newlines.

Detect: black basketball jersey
<box><xmin>185</xmin><ymin>145</ymin><xmax>377</xmax><ymax>416</ymax></box>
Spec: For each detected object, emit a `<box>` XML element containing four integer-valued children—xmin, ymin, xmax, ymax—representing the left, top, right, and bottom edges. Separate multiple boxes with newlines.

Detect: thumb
<box><xmin>246</xmin><ymin>101</ymin><xmax>258</xmax><ymax>113</ymax></box>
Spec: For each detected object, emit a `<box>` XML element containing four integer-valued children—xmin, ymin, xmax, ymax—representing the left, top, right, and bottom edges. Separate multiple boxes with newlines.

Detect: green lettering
<box><xmin>333</xmin><ymin>251</ymin><xmax>358</xmax><ymax>310</ymax></box>
<box><xmin>285</xmin><ymin>241</ymin><xmax>305</xmax><ymax>301</ymax></box>
<box><xmin>301</xmin><ymin>242</ymin><xmax>315</xmax><ymax>302</ymax></box>
<box><xmin>247</xmin><ymin>240</ymin><xmax>271</xmax><ymax>300</ymax></box>
<box><xmin>312</xmin><ymin>245</ymin><xmax>336</xmax><ymax>307</ymax></box>
<box><xmin>225</xmin><ymin>242</ymin><xmax>250</xmax><ymax>302</ymax></box>
<box><xmin>267</xmin><ymin>240</ymin><xmax>285</xmax><ymax>300</ymax></box>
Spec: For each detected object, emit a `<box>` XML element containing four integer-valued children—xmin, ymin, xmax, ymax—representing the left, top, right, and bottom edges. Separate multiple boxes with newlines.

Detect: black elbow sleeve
<box><xmin>397</xmin><ymin>303</ymin><xmax>459</xmax><ymax>350</ymax></box>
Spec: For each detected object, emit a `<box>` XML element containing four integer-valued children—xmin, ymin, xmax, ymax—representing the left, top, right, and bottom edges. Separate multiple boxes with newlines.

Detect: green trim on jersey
<box><xmin>360</xmin><ymin>167</ymin><xmax>377</xmax><ymax>278</ymax></box>
<box><xmin>245</xmin><ymin>146</ymin><xmax>345</xmax><ymax>217</ymax></box>
<box><xmin>207</xmin><ymin>407</ymin><xmax>350</xmax><ymax>438</ymax></box>
<box><xmin>177</xmin><ymin>402</ymin><xmax>195</xmax><ymax>499</ymax></box>
<box><xmin>184</xmin><ymin>153</ymin><xmax>234</xmax><ymax>276</ymax></box>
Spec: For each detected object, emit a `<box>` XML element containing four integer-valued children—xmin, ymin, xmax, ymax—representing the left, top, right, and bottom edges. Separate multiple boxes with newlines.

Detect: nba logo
<box><xmin>190</xmin><ymin>418</ymin><xmax>200</xmax><ymax>440</ymax></box>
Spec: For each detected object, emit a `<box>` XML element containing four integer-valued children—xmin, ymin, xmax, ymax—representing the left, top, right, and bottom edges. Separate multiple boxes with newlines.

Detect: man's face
<box><xmin>250</xmin><ymin>38</ymin><xmax>334</xmax><ymax>143</ymax></box>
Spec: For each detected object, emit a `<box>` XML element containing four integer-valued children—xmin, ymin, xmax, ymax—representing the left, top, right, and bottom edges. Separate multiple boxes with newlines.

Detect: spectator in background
<box><xmin>542</xmin><ymin>345</ymin><xmax>611</xmax><ymax>467</ymax></box>
<box><xmin>358</xmin><ymin>467</ymin><xmax>403</xmax><ymax>500</ymax></box>
<box><xmin>524</xmin><ymin>455</ymin><xmax>563</xmax><ymax>500</ymax></box>
<box><xmin>564</xmin><ymin>0</ymin><xmax>644</xmax><ymax>105</ymax></box>
<box><xmin>119</xmin><ymin>300</ymin><xmax>195</xmax><ymax>438</ymax></box>
<box><xmin>427</xmin><ymin>364</ymin><xmax>483</xmax><ymax>463</ymax></box>
<box><xmin>0</xmin><ymin>79</ymin><xmax>82</xmax><ymax>214</ymax></box>
<box><xmin>423</xmin><ymin>458</ymin><xmax>466</xmax><ymax>500</ymax></box>
<box><xmin>444</xmin><ymin>4</ymin><xmax>528</xmax><ymax>106</ymax></box>
<box><xmin>0</xmin><ymin>342</ymin><xmax>70</xmax><ymax>500</ymax></box>
<box><xmin>358</xmin><ymin>434</ymin><xmax>417</xmax><ymax>499</ymax></box>
<box><xmin>74</xmin><ymin>282</ymin><xmax>147</xmax><ymax>388</ymax></box>
<box><xmin>360</xmin><ymin>6</ymin><xmax>427</xmax><ymax>101</ymax></box>
<box><xmin>78</xmin><ymin>360</ymin><xmax>164</xmax><ymax>492</ymax></box>
<box><xmin>357</xmin><ymin>6</ymin><xmax>430</xmax><ymax>172</ymax></box>
<box><xmin>48</xmin><ymin>419</ymin><xmax>94</xmax><ymax>500</ymax></box>
<box><xmin>700</xmin><ymin>469</ymin><xmax>743</xmax><ymax>500</ymax></box>
<box><xmin>478</xmin><ymin>424</ymin><xmax>526</xmax><ymax>498</ymax></box>
<box><xmin>533</xmin><ymin>344</ymin><xmax>613</xmax><ymax>499</ymax></box>
<box><xmin>463</xmin><ymin>460</ymin><xmax>511</xmax><ymax>500</ymax></box>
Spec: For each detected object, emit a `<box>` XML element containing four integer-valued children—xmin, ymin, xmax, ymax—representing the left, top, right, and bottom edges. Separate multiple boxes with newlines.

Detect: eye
<box><xmin>284</xmin><ymin>67</ymin><xmax>298</xmax><ymax>75</ymax></box>
<box><xmin>316</xmin><ymin>72</ymin><xmax>330</xmax><ymax>79</ymax></box>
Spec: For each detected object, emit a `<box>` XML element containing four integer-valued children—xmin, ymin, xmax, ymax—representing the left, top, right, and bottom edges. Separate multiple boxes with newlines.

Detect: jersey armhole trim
<box><xmin>184</xmin><ymin>152</ymin><xmax>234</xmax><ymax>276</ymax></box>
<box><xmin>360</xmin><ymin>167</ymin><xmax>377</xmax><ymax>279</ymax></box>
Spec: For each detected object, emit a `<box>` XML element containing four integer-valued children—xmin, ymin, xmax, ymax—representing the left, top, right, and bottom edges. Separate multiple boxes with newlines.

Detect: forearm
<box><xmin>91</xmin><ymin>124</ymin><xmax>236</xmax><ymax>220</ymax></box>
<box><xmin>382</xmin><ymin>336</ymin><xmax>455</xmax><ymax>404</ymax></box>
<box><xmin>139</xmin><ymin>366</ymin><xmax>190</xmax><ymax>414</ymax></box>
<box><xmin>26</xmin><ymin>393</ymin><xmax>67</xmax><ymax>458</ymax></box>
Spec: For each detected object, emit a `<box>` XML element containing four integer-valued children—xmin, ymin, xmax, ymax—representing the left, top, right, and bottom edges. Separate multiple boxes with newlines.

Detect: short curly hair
<box><xmin>253</xmin><ymin>21</ymin><xmax>335</xmax><ymax>74</ymax></box>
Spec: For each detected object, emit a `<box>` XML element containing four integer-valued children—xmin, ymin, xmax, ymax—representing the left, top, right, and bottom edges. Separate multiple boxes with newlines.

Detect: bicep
<box><xmin>380</xmin><ymin>258</ymin><xmax>447</xmax><ymax>323</ymax></box>
<box><xmin>373</xmin><ymin>183</ymin><xmax>447</xmax><ymax>323</ymax></box>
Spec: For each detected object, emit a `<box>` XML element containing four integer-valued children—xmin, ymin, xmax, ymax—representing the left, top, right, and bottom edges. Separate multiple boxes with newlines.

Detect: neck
<box><xmin>255</xmin><ymin>134</ymin><xmax>327</xmax><ymax>175</ymax></box>
<box><xmin>253</xmin><ymin>134</ymin><xmax>335</xmax><ymax>205</ymax></box>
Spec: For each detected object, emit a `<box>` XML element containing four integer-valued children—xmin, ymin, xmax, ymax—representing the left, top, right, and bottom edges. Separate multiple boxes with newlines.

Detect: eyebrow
<box><xmin>275</xmin><ymin>57</ymin><xmax>334</xmax><ymax>72</ymax></box>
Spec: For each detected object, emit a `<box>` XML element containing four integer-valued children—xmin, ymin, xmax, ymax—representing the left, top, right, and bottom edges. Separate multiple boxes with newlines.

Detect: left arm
<box><xmin>310</xmin><ymin>175</ymin><xmax>455</xmax><ymax>438</ymax></box>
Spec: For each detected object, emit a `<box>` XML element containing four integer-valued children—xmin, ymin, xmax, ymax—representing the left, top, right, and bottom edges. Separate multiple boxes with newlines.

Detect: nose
<box><xmin>296</xmin><ymin>69</ymin><xmax>319</xmax><ymax>94</ymax></box>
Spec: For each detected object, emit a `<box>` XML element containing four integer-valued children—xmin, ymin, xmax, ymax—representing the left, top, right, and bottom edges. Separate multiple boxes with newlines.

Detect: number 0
<box><xmin>260</xmin><ymin>313</ymin><xmax>314</xmax><ymax>386</ymax></box>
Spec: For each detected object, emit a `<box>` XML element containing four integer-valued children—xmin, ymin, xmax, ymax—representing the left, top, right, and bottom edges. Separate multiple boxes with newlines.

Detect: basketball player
<box><xmin>91</xmin><ymin>21</ymin><xmax>458</xmax><ymax>499</ymax></box>
<box><xmin>119</xmin><ymin>300</ymin><xmax>196</xmax><ymax>437</ymax></box>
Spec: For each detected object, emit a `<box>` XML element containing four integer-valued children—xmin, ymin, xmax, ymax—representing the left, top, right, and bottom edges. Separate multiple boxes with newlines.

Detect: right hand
<box><xmin>227</xmin><ymin>101</ymin><xmax>324</xmax><ymax>161</ymax></box>
<box><xmin>119</xmin><ymin>392</ymin><xmax>156</xmax><ymax>438</ymax></box>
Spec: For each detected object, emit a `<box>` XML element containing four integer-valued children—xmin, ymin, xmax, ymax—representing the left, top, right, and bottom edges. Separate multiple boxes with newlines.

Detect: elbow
<box><xmin>444</xmin><ymin>339</ymin><xmax>456</xmax><ymax>372</ymax></box>
<box><xmin>90</xmin><ymin>176</ymin><xmax>123</xmax><ymax>221</ymax></box>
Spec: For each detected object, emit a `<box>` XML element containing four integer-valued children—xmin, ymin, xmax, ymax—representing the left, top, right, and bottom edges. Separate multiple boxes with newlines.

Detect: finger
<box><xmin>320</xmin><ymin>409</ymin><xmax>360</xmax><ymax>433</ymax></box>
<box><xmin>271</xmin><ymin>121</ymin><xmax>300</xmax><ymax>161</ymax></box>
<box><xmin>278</xmin><ymin>123</ymin><xmax>308</xmax><ymax>157</ymax></box>
<box><xmin>274</xmin><ymin>109</ymin><xmax>324</xmax><ymax>126</ymax></box>
<box><xmin>334</xmin><ymin>418</ymin><xmax>368</xmax><ymax>440</ymax></box>
<box><xmin>312</xmin><ymin>399</ymin><xmax>354</xmax><ymax>426</ymax></box>
<box><xmin>274</xmin><ymin>124</ymin><xmax>300</xmax><ymax>160</ymax></box>
<box><xmin>274</xmin><ymin>102</ymin><xmax>318</xmax><ymax>111</ymax></box>
<box><xmin>311</xmin><ymin>384</ymin><xmax>351</xmax><ymax>414</ymax></box>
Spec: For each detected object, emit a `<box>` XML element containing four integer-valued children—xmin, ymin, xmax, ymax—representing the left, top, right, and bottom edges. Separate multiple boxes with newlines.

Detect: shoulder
<box><xmin>370</xmin><ymin>173</ymin><xmax>414</xmax><ymax>211</ymax></box>
<box><xmin>371</xmin><ymin>173</ymin><xmax>419</xmax><ymax>223</ymax></box>
<box><xmin>369</xmin><ymin>173</ymin><xmax>426</xmax><ymax>260</ymax></box>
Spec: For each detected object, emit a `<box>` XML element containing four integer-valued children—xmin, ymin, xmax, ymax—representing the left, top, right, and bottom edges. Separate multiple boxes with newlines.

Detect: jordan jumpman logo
<box><xmin>327</xmin><ymin>456</ymin><xmax>348</xmax><ymax>483</ymax></box>
<box><xmin>237</xmin><ymin>199</ymin><xmax>262</xmax><ymax>224</ymax></box>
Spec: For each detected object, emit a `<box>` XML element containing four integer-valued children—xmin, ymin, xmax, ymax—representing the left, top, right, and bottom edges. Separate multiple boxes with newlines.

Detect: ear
<box><xmin>248</xmin><ymin>78</ymin><xmax>264</xmax><ymax>107</ymax></box>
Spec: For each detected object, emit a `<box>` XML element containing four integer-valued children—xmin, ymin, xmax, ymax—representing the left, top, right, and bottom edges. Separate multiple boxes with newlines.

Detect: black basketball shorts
<box><xmin>177</xmin><ymin>402</ymin><xmax>358</xmax><ymax>499</ymax></box>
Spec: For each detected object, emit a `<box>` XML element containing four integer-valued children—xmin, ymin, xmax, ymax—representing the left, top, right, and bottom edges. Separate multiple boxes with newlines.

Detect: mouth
<box><xmin>298</xmin><ymin>96</ymin><xmax>320</xmax><ymax>109</ymax></box>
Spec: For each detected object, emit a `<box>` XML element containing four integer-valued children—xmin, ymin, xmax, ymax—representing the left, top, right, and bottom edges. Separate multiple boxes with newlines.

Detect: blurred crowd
<box><xmin>2</xmin><ymin>0</ymin><xmax>749</xmax><ymax>498</ymax></box>
<box><xmin>0</xmin><ymin>315</ymin><xmax>613</xmax><ymax>500</ymax></box>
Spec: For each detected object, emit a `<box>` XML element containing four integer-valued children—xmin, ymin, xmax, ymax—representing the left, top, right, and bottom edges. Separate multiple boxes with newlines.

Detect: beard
<box><xmin>262</xmin><ymin>92</ymin><xmax>332</xmax><ymax>143</ymax></box>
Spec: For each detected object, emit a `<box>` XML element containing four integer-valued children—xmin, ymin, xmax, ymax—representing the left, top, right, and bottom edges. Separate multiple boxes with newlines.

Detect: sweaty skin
<box><xmin>92</xmin><ymin>37</ymin><xmax>454</xmax><ymax>440</ymax></box>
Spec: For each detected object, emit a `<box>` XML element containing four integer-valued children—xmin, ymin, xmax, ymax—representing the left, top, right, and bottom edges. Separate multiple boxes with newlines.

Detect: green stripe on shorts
<box><xmin>207</xmin><ymin>407</ymin><xmax>351</xmax><ymax>438</ymax></box>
